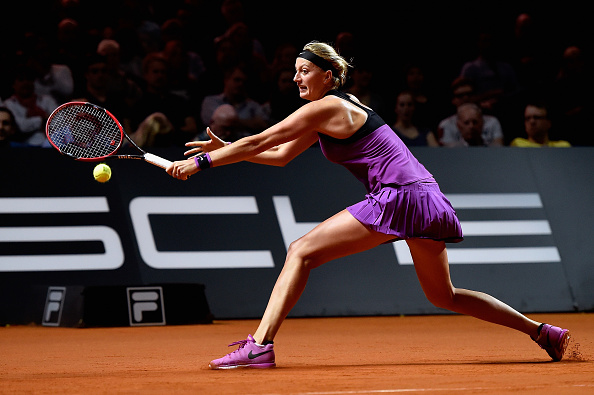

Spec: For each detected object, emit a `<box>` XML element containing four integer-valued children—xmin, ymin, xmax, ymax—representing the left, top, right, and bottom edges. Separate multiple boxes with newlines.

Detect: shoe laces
<box><xmin>224</xmin><ymin>338</ymin><xmax>250</xmax><ymax>356</ymax></box>
<box><xmin>228</xmin><ymin>339</ymin><xmax>249</xmax><ymax>349</ymax></box>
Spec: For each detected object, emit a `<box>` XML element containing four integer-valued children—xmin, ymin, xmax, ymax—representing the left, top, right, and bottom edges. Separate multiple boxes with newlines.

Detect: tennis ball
<box><xmin>93</xmin><ymin>163</ymin><xmax>112</xmax><ymax>183</ymax></box>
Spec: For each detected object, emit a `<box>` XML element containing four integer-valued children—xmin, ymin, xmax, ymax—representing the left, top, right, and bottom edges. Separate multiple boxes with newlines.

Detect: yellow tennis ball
<box><xmin>93</xmin><ymin>163</ymin><xmax>112</xmax><ymax>183</ymax></box>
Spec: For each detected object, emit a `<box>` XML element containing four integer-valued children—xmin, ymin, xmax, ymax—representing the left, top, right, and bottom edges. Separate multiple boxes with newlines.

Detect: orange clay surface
<box><xmin>1</xmin><ymin>313</ymin><xmax>593</xmax><ymax>394</ymax></box>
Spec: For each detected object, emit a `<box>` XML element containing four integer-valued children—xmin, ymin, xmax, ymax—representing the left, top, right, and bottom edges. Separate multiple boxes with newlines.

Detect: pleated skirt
<box><xmin>347</xmin><ymin>180</ymin><xmax>464</xmax><ymax>243</ymax></box>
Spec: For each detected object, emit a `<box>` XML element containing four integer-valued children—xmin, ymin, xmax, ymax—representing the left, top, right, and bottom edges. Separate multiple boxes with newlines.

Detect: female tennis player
<box><xmin>167</xmin><ymin>41</ymin><xmax>570</xmax><ymax>368</ymax></box>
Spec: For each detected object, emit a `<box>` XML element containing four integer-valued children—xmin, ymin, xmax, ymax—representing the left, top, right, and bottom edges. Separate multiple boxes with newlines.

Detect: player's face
<box><xmin>294</xmin><ymin>58</ymin><xmax>331</xmax><ymax>101</ymax></box>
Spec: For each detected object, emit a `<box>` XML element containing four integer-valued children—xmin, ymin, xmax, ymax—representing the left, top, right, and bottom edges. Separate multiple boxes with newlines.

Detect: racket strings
<box><xmin>47</xmin><ymin>104</ymin><xmax>123</xmax><ymax>159</ymax></box>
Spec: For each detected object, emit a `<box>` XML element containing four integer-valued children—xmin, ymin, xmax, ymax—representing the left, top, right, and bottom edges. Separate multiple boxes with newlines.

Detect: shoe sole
<box><xmin>209</xmin><ymin>362</ymin><xmax>276</xmax><ymax>370</ymax></box>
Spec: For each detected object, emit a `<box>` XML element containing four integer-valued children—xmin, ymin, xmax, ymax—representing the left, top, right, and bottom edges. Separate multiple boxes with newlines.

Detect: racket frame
<box><xmin>46</xmin><ymin>102</ymin><xmax>172</xmax><ymax>169</ymax></box>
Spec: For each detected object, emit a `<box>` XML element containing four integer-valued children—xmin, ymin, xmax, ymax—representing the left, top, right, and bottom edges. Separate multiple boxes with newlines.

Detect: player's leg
<box><xmin>407</xmin><ymin>238</ymin><xmax>570</xmax><ymax>360</ymax></box>
<box><xmin>406</xmin><ymin>238</ymin><xmax>541</xmax><ymax>337</ymax></box>
<box><xmin>253</xmin><ymin>209</ymin><xmax>395</xmax><ymax>344</ymax></box>
<box><xmin>209</xmin><ymin>209</ymin><xmax>393</xmax><ymax>368</ymax></box>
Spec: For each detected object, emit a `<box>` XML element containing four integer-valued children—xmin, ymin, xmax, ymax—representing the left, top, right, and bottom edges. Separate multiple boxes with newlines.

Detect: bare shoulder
<box><xmin>318</xmin><ymin>94</ymin><xmax>367</xmax><ymax>114</ymax></box>
<box><xmin>301</xmin><ymin>94</ymin><xmax>367</xmax><ymax>136</ymax></box>
<box><xmin>296</xmin><ymin>95</ymin><xmax>348</xmax><ymax>117</ymax></box>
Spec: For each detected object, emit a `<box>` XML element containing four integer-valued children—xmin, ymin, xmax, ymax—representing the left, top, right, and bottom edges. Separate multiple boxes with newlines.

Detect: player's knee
<box><xmin>424</xmin><ymin>289</ymin><xmax>456</xmax><ymax>311</ymax></box>
<box><xmin>286</xmin><ymin>237</ymin><xmax>321</xmax><ymax>270</ymax></box>
<box><xmin>286</xmin><ymin>237</ymin><xmax>303</xmax><ymax>257</ymax></box>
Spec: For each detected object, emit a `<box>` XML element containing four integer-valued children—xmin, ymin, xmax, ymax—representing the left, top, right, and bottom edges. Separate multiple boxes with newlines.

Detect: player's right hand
<box><xmin>166</xmin><ymin>158</ymin><xmax>198</xmax><ymax>181</ymax></box>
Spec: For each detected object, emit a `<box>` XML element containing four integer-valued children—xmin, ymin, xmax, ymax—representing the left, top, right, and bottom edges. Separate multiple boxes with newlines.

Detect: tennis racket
<box><xmin>46</xmin><ymin>101</ymin><xmax>172</xmax><ymax>169</ymax></box>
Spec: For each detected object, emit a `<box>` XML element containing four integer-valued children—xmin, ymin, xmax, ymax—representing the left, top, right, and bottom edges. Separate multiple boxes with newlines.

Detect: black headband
<box><xmin>298</xmin><ymin>50</ymin><xmax>338</xmax><ymax>76</ymax></box>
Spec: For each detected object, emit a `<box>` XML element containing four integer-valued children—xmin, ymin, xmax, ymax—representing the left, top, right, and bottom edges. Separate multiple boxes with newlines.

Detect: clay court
<box><xmin>1</xmin><ymin>313</ymin><xmax>592</xmax><ymax>394</ymax></box>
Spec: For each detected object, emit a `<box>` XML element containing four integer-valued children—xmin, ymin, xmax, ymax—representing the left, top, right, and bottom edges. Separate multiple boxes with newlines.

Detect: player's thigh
<box><xmin>292</xmin><ymin>209</ymin><xmax>394</xmax><ymax>267</ymax></box>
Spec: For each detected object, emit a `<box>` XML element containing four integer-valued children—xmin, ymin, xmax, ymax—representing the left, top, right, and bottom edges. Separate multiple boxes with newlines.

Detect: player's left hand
<box><xmin>184</xmin><ymin>127</ymin><xmax>227</xmax><ymax>157</ymax></box>
<box><xmin>166</xmin><ymin>158</ymin><xmax>199</xmax><ymax>180</ymax></box>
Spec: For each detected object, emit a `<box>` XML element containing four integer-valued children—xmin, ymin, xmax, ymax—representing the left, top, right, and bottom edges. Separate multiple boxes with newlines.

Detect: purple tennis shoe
<box><xmin>209</xmin><ymin>334</ymin><xmax>275</xmax><ymax>369</ymax></box>
<box><xmin>533</xmin><ymin>324</ymin><xmax>570</xmax><ymax>361</ymax></box>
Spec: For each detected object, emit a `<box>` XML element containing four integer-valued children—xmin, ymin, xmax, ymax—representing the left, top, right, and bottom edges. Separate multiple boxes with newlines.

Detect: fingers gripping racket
<box><xmin>46</xmin><ymin>102</ymin><xmax>172</xmax><ymax>169</ymax></box>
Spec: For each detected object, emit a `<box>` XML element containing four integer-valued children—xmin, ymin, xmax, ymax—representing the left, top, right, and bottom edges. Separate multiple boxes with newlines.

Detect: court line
<box><xmin>259</xmin><ymin>383</ymin><xmax>594</xmax><ymax>395</ymax></box>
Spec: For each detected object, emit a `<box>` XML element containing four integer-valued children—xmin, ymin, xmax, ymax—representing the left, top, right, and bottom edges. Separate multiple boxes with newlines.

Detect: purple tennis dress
<box><xmin>319</xmin><ymin>90</ymin><xmax>463</xmax><ymax>242</ymax></box>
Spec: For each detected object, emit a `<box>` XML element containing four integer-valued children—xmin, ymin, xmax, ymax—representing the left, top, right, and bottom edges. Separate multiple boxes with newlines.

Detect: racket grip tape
<box><xmin>144</xmin><ymin>153</ymin><xmax>173</xmax><ymax>169</ymax></box>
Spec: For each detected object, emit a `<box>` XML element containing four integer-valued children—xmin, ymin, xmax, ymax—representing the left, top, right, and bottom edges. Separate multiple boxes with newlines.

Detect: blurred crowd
<box><xmin>1</xmin><ymin>0</ymin><xmax>592</xmax><ymax>150</ymax></box>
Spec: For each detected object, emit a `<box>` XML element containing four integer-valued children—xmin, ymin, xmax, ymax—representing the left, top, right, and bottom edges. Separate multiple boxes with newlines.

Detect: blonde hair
<box><xmin>303</xmin><ymin>41</ymin><xmax>350</xmax><ymax>89</ymax></box>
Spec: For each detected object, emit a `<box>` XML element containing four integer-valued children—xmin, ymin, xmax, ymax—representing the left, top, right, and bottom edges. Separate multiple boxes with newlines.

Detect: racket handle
<box><xmin>144</xmin><ymin>153</ymin><xmax>173</xmax><ymax>169</ymax></box>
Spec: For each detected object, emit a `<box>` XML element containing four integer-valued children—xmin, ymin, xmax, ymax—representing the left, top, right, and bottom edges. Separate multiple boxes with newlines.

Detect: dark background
<box><xmin>3</xmin><ymin>0</ymin><xmax>592</xmax><ymax>99</ymax></box>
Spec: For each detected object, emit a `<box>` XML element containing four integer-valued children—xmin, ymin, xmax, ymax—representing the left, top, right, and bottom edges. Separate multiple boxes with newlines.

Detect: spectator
<box><xmin>129</xmin><ymin>52</ymin><xmax>198</xmax><ymax>147</ymax></box>
<box><xmin>111</xmin><ymin>25</ymin><xmax>145</xmax><ymax>88</ymax></box>
<box><xmin>160</xmin><ymin>17</ymin><xmax>185</xmax><ymax>44</ymax></box>
<box><xmin>129</xmin><ymin>112</ymin><xmax>174</xmax><ymax>148</ymax></box>
<box><xmin>0</xmin><ymin>107</ymin><xmax>20</xmax><ymax>148</ymax></box>
<box><xmin>53</xmin><ymin>17</ymin><xmax>88</xmax><ymax>92</ymax></box>
<box><xmin>110</xmin><ymin>1</ymin><xmax>163</xmax><ymax>85</ymax></box>
<box><xmin>217</xmin><ymin>0</ymin><xmax>267</xmax><ymax>64</ymax></box>
<box><xmin>441</xmin><ymin>103</ymin><xmax>503</xmax><ymax>147</ymax></box>
<box><xmin>161</xmin><ymin>17</ymin><xmax>207</xmax><ymax>91</ymax></box>
<box><xmin>401</xmin><ymin>63</ymin><xmax>440</xmax><ymax>132</ymax></box>
<box><xmin>345</xmin><ymin>62</ymin><xmax>387</xmax><ymax>120</ymax></box>
<box><xmin>550</xmin><ymin>45</ymin><xmax>594</xmax><ymax>146</ymax></box>
<box><xmin>96</xmin><ymin>39</ymin><xmax>142</xmax><ymax>109</ymax></box>
<box><xmin>22</xmin><ymin>33</ymin><xmax>74</xmax><ymax>104</ymax></box>
<box><xmin>195</xmin><ymin>103</ymin><xmax>242</xmax><ymax>142</ymax></box>
<box><xmin>438</xmin><ymin>78</ymin><xmax>504</xmax><ymax>147</ymax></box>
<box><xmin>335</xmin><ymin>31</ymin><xmax>358</xmax><ymax>61</ymax></box>
<box><xmin>136</xmin><ymin>20</ymin><xmax>162</xmax><ymax>58</ymax></box>
<box><xmin>215</xmin><ymin>22</ymin><xmax>270</xmax><ymax>102</ymax></box>
<box><xmin>510</xmin><ymin>102</ymin><xmax>570</xmax><ymax>147</ymax></box>
<box><xmin>3</xmin><ymin>67</ymin><xmax>58</xmax><ymax>147</ymax></box>
<box><xmin>392</xmin><ymin>91</ymin><xmax>438</xmax><ymax>147</ymax></box>
<box><xmin>200</xmin><ymin>65</ymin><xmax>269</xmax><ymax>137</ymax></box>
<box><xmin>220</xmin><ymin>0</ymin><xmax>246</xmax><ymax>29</ymax></box>
<box><xmin>73</xmin><ymin>53</ymin><xmax>132</xmax><ymax>132</ymax></box>
<box><xmin>509</xmin><ymin>13</ymin><xmax>552</xmax><ymax>94</ymax></box>
<box><xmin>161</xmin><ymin>38</ymin><xmax>205</xmax><ymax>105</ymax></box>
<box><xmin>196</xmin><ymin>35</ymin><xmax>240</xmax><ymax>99</ymax></box>
<box><xmin>446</xmin><ymin>77</ymin><xmax>476</xmax><ymax>112</ymax></box>
<box><xmin>171</xmin><ymin>0</ymin><xmax>218</xmax><ymax>58</ymax></box>
<box><xmin>460</xmin><ymin>30</ymin><xmax>520</xmax><ymax>114</ymax></box>
<box><xmin>269</xmin><ymin>42</ymin><xmax>299</xmax><ymax>77</ymax></box>
<box><xmin>263</xmin><ymin>68</ymin><xmax>305</xmax><ymax>126</ymax></box>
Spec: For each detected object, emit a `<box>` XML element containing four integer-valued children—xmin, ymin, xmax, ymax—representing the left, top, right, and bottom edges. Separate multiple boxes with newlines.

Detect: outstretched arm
<box><xmin>184</xmin><ymin>127</ymin><xmax>318</xmax><ymax>167</ymax></box>
<box><xmin>244</xmin><ymin>132</ymin><xmax>319</xmax><ymax>166</ymax></box>
<box><xmin>167</xmin><ymin>100</ymin><xmax>332</xmax><ymax>179</ymax></box>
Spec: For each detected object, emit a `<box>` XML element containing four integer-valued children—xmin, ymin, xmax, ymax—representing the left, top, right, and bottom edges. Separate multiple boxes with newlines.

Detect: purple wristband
<box><xmin>194</xmin><ymin>153</ymin><xmax>212</xmax><ymax>170</ymax></box>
